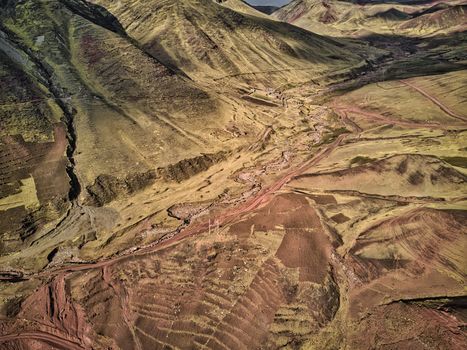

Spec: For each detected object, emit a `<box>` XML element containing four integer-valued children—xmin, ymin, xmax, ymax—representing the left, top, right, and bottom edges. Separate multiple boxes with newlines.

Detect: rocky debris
<box><xmin>167</xmin><ymin>201</ymin><xmax>212</xmax><ymax>223</ymax></box>
<box><xmin>0</xmin><ymin>270</ymin><xmax>24</xmax><ymax>282</ymax></box>
<box><xmin>86</xmin><ymin>170</ymin><xmax>157</xmax><ymax>206</ymax></box>
<box><xmin>157</xmin><ymin>152</ymin><xmax>226</xmax><ymax>183</ymax></box>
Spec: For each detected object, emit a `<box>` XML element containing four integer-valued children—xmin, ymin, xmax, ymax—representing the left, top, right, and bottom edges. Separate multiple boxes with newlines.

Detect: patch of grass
<box><xmin>441</xmin><ymin>156</ymin><xmax>467</xmax><ymax>168</ymax></box>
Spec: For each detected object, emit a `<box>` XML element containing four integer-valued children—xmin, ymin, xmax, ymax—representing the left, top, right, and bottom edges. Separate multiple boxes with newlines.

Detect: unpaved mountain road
<box><xmin>0</xmin><ymin>127</ymin><xmax>347</xmax><ymax>350</ymax></box>
<box><xmin>0</xmin><ymin>331</ymin><xmax>85</xmax><ymax>350</ymax></box>
<box><xmin>400</xmin><ymin>80</ymin><xmax>467</xmax><ymax>123</ymax></box>
<box><xmin>13</xmin><ymin>132</ymin><xmax>347</xmax><ymax>280</ymax></box>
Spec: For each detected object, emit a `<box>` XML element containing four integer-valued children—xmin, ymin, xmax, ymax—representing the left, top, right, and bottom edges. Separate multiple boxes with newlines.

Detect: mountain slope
<box><xmin>0</xmin><ymin>0</ymin><xmax>242</xmax><ymax>256</ymax></box>
<box><xmin>216</xmin><ymin>0</ymin><xmax>272</xmax><ymax>18</ymax></box>
<box><xmin>0</xmin><ymin>0</ymin><xmax>376</xmax><ymax>267</ymax></box>
<box><xmin>90</xmin><ymin>0</ymin><xmax>375</xmax><ymax>83</ymax></box>
<box><xmin>252</xmin><ymin>5</ymin><xmax>280</xmax><ymax>15</ymax></box>
<box><xmin>273</xmin><ymin>0</ymin><xmax>467</xmax><ymax>37</ymax></box>
<box><xmin>399</xmin><ymin>4</ymin><xmax>467</xmax><ymax>34</ymax></box>
<box><xmin>1</xmin><ymin>1</ymin><xmax>465</xmax><ymax>349</ymax></box>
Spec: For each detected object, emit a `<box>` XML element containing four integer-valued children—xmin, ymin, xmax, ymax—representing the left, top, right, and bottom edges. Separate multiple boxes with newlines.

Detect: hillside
<box><xmin>273</xmin><ymin>0</ymin><xmax>467</xmax><ymax>36</ymax></box>
<box><xmin>400</xmin><ymin>4</ymin><xmax>467</xmax><ymax>34</ymax></box>
<box><xmin>0</xmin><ymin>0</ymin><xmax>382</xmax><ymax>262</ymax></box>
<box><xmin>217</xmin><ymin>0</ymin><xmax>272</xmax><ymax>17</ymax></box>
<box><xmin>0</xmin><ymin>0</ymin><xmax>466</xmax><ymax>349</ymax></box>
<box><xmin>90</xmin><ymin>0</ymin><xmax>376</xmax><ymax>83</ymax></box>
<box><xmin>0</xmin><ymin>0</ymin><xmax>377</xmax><ymax>273</ymax></box>
<box><xmin>0</xmin><ymin>0</ymin><xmax>252</xmax><ymax>259</ymax></box>
<box><xmin>252</xmin><ymin>5</ymin><xmax>280</xmax><ymax>14</ymax></box>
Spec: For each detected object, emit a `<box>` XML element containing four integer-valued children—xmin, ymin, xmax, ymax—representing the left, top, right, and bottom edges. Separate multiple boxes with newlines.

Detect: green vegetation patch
<box><xmin>0</xmin><ymin>56</ymin><xmax>56</xmax><ymax>142</ymax></box>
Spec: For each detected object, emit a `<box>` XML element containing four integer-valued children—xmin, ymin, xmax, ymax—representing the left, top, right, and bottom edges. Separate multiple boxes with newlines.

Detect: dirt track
<box><xmin>0</xmin><ymin>130</ymin><xmax>347</xmax><ymax>349</ymax></box>
<box><xmin>2</xmin><ymin>77</ymin><xmax>465</xmax><ymax>348</ymax></box>
<box><xmin>0</xmin><ymin>332</ymin><xmax>85</xmax><ymax>350</ymax></box>
<box><xmin>401</xmin><ymin>80</ymin><xmax>467</xmax><ymax>122</ymax></box>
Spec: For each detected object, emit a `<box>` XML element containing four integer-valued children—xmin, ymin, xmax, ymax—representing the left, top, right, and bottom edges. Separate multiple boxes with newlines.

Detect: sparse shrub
<box><xmin>396</xmin><ymin>158</ymin><xmax>408</xmax><ymax>174</ymax></box>
<box><xmin>407</xmin><ymin>171</ymin><xmax>424</xmax><ymax>185</ymax></box>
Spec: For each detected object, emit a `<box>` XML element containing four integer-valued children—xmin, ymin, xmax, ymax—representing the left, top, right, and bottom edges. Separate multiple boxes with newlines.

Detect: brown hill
<box><xmin>91</xmin><ymin>0</ymin><xmax>373</xmax><ymax>83</ymax></box>
<box><xmin>399</xmin><ymin>4</ymin><xmax>467</xmax><ymax>33</ymax></box>
<box><xmin>273</xmin><ymin>0</ymin><xmax>467</xmax><ymax>36</ymax></box>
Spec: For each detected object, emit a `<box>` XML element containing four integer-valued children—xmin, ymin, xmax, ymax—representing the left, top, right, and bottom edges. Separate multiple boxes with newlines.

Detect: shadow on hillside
<box><xmin>328</xmin><ymin>30</ymin><xmax>467</xmax><ymax>89</ymax></box>
<box><xmin>61</xmin><ymin>0</ymin><xmax>126</xmax><ymax>35</ymax></box>
<box><xmin>64</xmin><ymin>0</ymin><xmax>467</xmax><ymax>85</ymax></box>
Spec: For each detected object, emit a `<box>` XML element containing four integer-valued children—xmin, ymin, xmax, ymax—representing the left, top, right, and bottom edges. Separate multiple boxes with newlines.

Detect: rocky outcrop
<box><xmin>86</xmin><ymin>152</ymin><xmax>227</xmax><ymax>205</ymax></box>
<box><xmin>86</xmin><ymin>171</ymin><xmax>157</xmax><ymax>206</ymax></box>
<box><xmin>157</xmin><ymin>152</ymin><xmax>226</xmax><ymax>183</ymax></box>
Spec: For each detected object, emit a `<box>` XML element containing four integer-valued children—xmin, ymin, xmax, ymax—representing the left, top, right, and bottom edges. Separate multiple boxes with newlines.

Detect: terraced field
<box><xmin>0</xmin><ymin>0</ymin><xmax>466</xmax><ymax>349</ymax></box>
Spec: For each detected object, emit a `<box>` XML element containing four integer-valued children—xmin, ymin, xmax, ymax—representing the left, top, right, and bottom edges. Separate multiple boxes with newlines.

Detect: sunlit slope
<box><xmin>399</xmin><ymin>4</ymin><xmax>467</xmax><ymax>35</ymax></box>
<box><xmin>91</xmin><ymin>0</ymin><xmax>374</xmax><ymax>83</ymax></box>
<box><xmin>273</xmin><ymin>0</ymin><xmax>356</xmax><ymax>36</ymax></box>
<box><xmin>217</xmin><ymin>0</ymin><xmax>271</xmax><ymax>18</ymax></box>
<box><xmin>0</xmin><ymin>0</ymin><xmax>242</xmax><ymax>253</ymax></box>
<box><xmin>273</xmin><ymin>0</ymin><xmax>467</xmax><ymax>37</ymax></box>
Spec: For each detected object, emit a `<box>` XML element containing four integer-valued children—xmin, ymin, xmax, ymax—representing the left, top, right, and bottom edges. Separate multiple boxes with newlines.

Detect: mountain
<box><xmin>216</xmin><ymin>0</ymin><xmax>272</xmax><ymax>17</ymax></box>
<box><xmin>0</xmin><ymin>0</ymin><xmax>244</xmax><ymax>258</ymax></box>
<box><xmin>399</xmin><ymin>4</ymin><xmax>467</xmax><ymax>34</ymax></box>
<box><xmin>0</xmin><ymin>0</ymin><xmax>378</xmax><ymax>259</ymax></box>
<box><xmin>252</xmin><ymin>5</ymin><xmax>281</xmax><ymax>14</ymax></box>
<box><xmin>0</xmin><ymin>0</ymin><xmax>378</xmax><ymax>270</ymax></box>
<box><xmin>273</xmin><ymin>0</ymin><xmax>467</xmax><ymax>36</ymax></box>
<box><xmin>90</xmin><ymin>0</ymin><xmax>375</xmax><ymax>83</ymax></box>
<box><xmin>0</xmin><ymin>0</ymin><xmax>466</xmax><ymax>349</ymax></box>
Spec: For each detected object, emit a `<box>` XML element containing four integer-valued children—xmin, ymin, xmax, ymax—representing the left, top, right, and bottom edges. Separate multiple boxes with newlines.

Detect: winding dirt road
<box><xmin>0</xmin><ymin>331</ymin><xmax>85</xmax><ymax>350</ymax></box>
<box><xmin>2</xmin><ymin>79</ymin><xmax>464</xmax><ymax>347</ymax></box>
<box><xmin>0</xmin><ymin>129</ymin><xmax>347</xmax><ymax>349</ymax></box>
<box><xmin>400</xmin><ymin>80</ymin><xmax>467</xmax><ymax>123</ymax></box>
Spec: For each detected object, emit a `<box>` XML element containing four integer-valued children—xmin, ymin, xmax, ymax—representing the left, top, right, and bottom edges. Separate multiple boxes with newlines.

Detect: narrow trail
<box><xmin>338</xmin><ymin>109</ymin><xmax>363</xmax><ymax>133</ymax></box>
<box><xmin>0</xmin><ymin>332</ymin><xmax>85</xmax><ymax>350</ymax></box>
<box><xmin>332</xmin><ymin>105</ymin><xmax>460</xmax><ymax>130</ymax></box>
<box><xmin>400</xmin><ymin>80</ymin><xmax>467</xmax><ymax>123</ymax></box>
